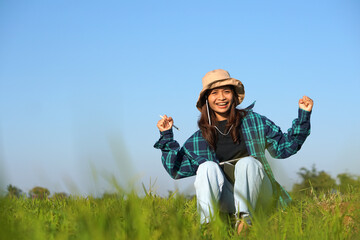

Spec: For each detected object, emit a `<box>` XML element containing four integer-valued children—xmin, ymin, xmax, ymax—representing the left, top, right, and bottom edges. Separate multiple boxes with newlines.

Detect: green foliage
<box><xmin>29</xmin><ymin>186</ymin><xmax>50</xmax><ymax>199</ymax></box>
<box><xmin>0</xmin><ymin>189</ymin><xmax>359</xmax><ymax>239</ymax></box>
<box><xmin>52</xmin><ymin>192</ymin><xmax>69</xmax><ymax>200</ymax></box>
<box><xmin>6</xmin><ymin>184</ymin><xmax>23</xmax><ymax>198</ymax></box>
<box><xmin>292</xmin><ymin>165</ymin><xmax>337</xmax><ymax>195</ymax></box>
<box><xmin>292</xmin><ymin>165</ymin><xmax>360</xmax><ymax>198</ymax></box>
<box><xmin>337</xmin><ymin>173</ymin><xmax>360</xmax><ymax>193</ymax></box>
<box><xmin>2</xmin><ymin>166</ymin><xmax>360</xmax><ymax>239</ymax></box>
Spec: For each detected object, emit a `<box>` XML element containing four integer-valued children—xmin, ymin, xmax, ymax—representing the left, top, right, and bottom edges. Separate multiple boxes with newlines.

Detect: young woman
<box><xmin>154</xmin><ymin>69</ymin><xmax>313</xmax><ymax>233</ymax></box>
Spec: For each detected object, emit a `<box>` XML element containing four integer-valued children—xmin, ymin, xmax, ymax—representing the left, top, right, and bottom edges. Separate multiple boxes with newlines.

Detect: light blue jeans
<box><xmin>194</xmin><ymin>156</ymin><xmax>273</xmax><ymax>224</ymax></box>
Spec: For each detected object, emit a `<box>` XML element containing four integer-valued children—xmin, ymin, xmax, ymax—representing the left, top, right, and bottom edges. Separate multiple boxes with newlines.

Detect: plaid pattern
<box><xmin>154</xmin><ymin>103</ymin><xmax>311</xmax><ymax>207</ymax></box>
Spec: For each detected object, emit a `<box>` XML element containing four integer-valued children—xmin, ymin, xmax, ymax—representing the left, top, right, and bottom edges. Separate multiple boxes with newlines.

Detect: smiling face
<box><xmin>207</xmin><ymin>85</ymin><xmax>234</xmax><ymax>121</ymax></box>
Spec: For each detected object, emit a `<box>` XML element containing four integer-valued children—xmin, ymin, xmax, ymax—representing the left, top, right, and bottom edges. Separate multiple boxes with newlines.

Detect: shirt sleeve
<box><xmin>153</xmin><ymin>129</ymin><xmax>199</xmax><ymax>179</ymax></box>
<box><xmin>264</xmin><ymin>108</ymin><xmax>311</xmax><ymax>159</ymax></box>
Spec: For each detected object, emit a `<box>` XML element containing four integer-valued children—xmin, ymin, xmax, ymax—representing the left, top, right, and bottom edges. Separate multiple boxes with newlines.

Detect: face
<box><xmin>207</xmin><ymin>86</ymin><xmax>234</xmax><ymax>121</ymax></box>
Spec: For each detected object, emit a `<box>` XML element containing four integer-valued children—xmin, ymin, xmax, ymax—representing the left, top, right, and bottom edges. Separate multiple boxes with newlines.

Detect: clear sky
<box><xmin>1</xmin><ymin>0</ymin><xmax>359</xmax><ymax>196</ymax></box>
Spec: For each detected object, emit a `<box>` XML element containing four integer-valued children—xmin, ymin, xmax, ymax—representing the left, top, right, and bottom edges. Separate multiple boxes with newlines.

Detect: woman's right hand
<box><xmin>157</xmin><ymin>115</ymin><xmax>174</xmax><ymax>132</ymax></box>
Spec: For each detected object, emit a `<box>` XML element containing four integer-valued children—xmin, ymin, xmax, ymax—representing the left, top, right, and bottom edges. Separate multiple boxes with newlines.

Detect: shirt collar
<box><xmin>240</xmin><ymin>101</ymin><xmax>256</xmax><ymax>111</ymax></box>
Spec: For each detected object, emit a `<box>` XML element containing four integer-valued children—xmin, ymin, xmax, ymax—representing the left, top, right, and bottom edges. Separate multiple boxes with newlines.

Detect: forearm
<box><xmin>266</xmin><ymin>108</ymin><xmax>311</xmax><ymax>158</ymax></box>
<box><xmin>154</xmin><ymin>130</ymin><xmax>196</xmax><ymax>179</ymax></box>
<box><xmin>293</xmin><ymin>108</ymin><xmax>311</xmax><ymax>145</ymax></box>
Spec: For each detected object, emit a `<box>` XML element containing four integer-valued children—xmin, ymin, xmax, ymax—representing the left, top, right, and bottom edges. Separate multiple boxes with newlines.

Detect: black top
<box><xmin>215</xmin><ymin>120</ymin><xmax>249</xmax><ymax>162</ymax></box>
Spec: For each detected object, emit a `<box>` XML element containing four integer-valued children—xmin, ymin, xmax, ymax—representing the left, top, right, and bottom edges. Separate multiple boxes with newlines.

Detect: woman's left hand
<box><xmin>299</xmin><ymin>96</ymin><xmax>314</xmax><ymax>112</ymax></box>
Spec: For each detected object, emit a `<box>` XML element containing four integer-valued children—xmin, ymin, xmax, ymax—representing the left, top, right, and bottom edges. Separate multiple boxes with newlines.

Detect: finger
<box><xmin>163</xmin><ymin>115</ymin><xmax>171</xmax><ymax>123</ymax></box>
<box><xmin>304</xmin><ymin>96</ymin><xmax>313</xmax><ymax>105</ymax></box>
<box><xmin>163</xmin><ymin>119</ymin><xmax>169</xmax><ymax>127</ymax></box>
<box><xmin>157</xmin><ymin>120</ymin><xmax>165</xmax><ymax>131</ymax></box>
<box><xmin>157</xmin><ymin>118</ymin><xmax>164</xmax><ymax>126</ymax></box>
<box><xmin>305</xmin><ymin>96</ymin><xmax>313</xmax><ymax>102</ymax></box>
<box><xmin>160</xmin><ymin>115</ymin><xmax>168</xmax><ymax>127</ymax></box>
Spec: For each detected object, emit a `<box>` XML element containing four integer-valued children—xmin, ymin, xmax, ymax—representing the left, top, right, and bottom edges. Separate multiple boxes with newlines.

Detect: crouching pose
<box><xmin>154</xmin><ymin>69</ymin><xmax>313</xmax><ymax>234</ymax></box>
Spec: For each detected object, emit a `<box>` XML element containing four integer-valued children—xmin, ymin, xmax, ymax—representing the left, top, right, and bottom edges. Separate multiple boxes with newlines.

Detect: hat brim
<box><xmin>196</xmin><ymin>78</ymin><xmax>245</xmax><ymax>111</ymax></box>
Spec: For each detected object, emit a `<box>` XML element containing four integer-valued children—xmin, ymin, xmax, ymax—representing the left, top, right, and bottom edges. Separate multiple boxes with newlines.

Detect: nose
<box><xmin>218</xmin><ymin>91</ymin><xmax>225</xmax><ymax>100</ymax></box>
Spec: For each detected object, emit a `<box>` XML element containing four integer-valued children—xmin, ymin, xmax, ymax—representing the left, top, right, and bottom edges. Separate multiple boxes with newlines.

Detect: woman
<box><xmin>154</xmin><ymin>69</ymin><xmax>313</xmax><ymax>233</ymax></box>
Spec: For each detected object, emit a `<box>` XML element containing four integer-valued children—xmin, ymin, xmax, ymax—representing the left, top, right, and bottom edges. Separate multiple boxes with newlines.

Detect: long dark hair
<box><xmin>197</xmin><ymin>86</ymin><xmax>247</xmax><ymax>150</ymax></box>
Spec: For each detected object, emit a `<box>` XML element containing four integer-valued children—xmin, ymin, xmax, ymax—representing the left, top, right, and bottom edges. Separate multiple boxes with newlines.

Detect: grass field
<box><xmin>1</xmin><ymin>188</ymin><xmax>359</xmax><ymax>240</ymax></box>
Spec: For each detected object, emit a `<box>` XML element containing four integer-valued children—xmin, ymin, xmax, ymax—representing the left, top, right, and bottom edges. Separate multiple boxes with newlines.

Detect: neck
<box><xmin>215</xmin><ymin>112</ymin><xmax>229</xmax><ymax>121</ymax></box>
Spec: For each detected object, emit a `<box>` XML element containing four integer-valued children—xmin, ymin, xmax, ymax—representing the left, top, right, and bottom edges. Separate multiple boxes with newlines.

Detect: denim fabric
<box><xmin>194</xmin><ymin>156</ymin><xmax>273</xmax><ymax>224</ymax></box>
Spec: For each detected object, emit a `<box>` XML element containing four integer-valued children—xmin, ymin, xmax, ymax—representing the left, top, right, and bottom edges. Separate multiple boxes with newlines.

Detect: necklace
<box><xmin>214</xmin><ymin>125</ymin><xmax>233</xmax><ymax>136</ymax></box>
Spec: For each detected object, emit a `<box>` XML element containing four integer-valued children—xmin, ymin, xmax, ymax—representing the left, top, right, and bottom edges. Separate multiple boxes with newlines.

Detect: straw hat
<box><xmin>196</xmin><ymin>69</ymin><xmax>245</xmax><ymax>111</ymax></box>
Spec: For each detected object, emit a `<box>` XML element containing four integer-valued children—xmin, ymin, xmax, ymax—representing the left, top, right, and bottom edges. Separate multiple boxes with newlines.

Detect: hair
<box><xmin>197</xmin><ymin>86</ymin><xmax>247</xmax><ymax>150</ymax></box>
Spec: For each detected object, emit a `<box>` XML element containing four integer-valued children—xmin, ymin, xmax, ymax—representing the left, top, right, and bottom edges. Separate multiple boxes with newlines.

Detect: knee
<box><xmin>196</xmin><ymin>161</ymin><xmax>219</xmax><ymax>175</ymax></box>
<box><xmin>194</xmin><ymin>161</ymin><xmax>222</xmax><ymax>187</ymax></box>
<box><xmin>235</xmin><ymin>156</ymin><xmax>263</xmax><ymax>173</ymax></box>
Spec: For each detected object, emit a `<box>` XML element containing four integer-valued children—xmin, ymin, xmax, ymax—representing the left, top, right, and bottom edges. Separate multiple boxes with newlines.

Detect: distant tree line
<box><xmin>292</xmin><ymin>164</ymin><xmax>360</xmax><ymax>196</ymax></box>
<box><xmin>5</xmin><ymin>185</ymin><xmax>68</xmax><ymax>199</ymax></box>
<box><xmin>4</xmin><ymin>165</ymin><xmax>360</xmax><ymax>199</ymax></box>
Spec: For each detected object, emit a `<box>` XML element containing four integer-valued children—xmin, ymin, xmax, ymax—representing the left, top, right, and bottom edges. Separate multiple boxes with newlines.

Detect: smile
<box><xmin>216</xmin><ymin>102</ymin><xmax>229</xmax><ymax>108</ymax></box>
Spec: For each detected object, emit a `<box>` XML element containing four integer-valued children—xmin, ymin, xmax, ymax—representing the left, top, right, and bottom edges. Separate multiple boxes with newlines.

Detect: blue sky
<box><xmin>0</xmin><ymin>0</ymin><xmax>359</xmax><ymax>196</ymax></box>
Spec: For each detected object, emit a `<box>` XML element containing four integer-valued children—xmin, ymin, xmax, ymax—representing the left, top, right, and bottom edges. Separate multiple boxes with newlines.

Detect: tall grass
<box><xmin>1</xmin><ymin>188</ymin><xmax>359</xmax><ymax>239</ymax></box>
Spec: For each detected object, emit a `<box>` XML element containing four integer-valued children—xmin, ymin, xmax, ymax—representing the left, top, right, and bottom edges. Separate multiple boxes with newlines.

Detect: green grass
<box><xmin>1</xmin><ymin>189</ymin><xmax>359</xmax><ymax>240</ymax></box>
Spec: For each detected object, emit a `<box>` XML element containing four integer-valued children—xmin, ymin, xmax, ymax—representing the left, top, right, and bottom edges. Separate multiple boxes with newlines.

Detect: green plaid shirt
<box><xmin>154</xmin><ymin>103</ymin><xmax>311</xmax><ymax>207</ymax></box>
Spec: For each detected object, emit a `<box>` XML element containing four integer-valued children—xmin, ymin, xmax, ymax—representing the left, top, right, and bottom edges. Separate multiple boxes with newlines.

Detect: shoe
<box><xmin>235</xmin><ymin>216</ymin><xmax>252</xmax><ymax>236</ymax></box>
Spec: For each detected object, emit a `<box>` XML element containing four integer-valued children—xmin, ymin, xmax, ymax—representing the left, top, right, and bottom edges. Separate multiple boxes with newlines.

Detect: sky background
<box><xmin>0</xmin><ymin>0</ymin><xmax>359</xmax><ymax>197</ymax></box>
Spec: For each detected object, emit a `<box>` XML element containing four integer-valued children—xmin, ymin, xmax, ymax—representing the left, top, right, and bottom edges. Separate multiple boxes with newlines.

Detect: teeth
<box><xmin>217</xmin><ymin>103</ymin><xmax>228</xmax><ymax>106</ymax></box>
